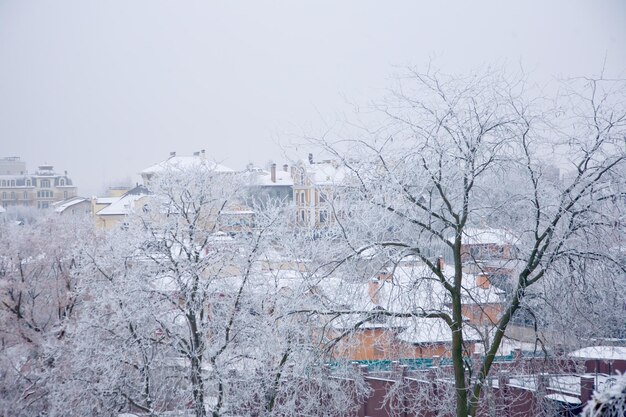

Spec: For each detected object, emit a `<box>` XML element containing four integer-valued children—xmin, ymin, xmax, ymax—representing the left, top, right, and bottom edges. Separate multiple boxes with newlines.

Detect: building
<box><xmin>93</xmin><ymin>184</ymin><xmax>151</xmax><ymax>229</ymax></box>
<box><xmin>140</xmin><ymin>150</ymin><xmax>234</xmax><ymax>187</ymax></box>
<box><xmin>52</xmin><ymin>197</ymin><xmax>92</xmax><ymax>216</ymax></box>
<box><xmin>460</xmin><ymin>227</ymin><xmax>518</xmax><ymax>263</ymax></box>
<box><xmin>266</xmin><ymin>259</ymin><xmax>503</xmax><ymax>363</ymax></box>
<box><xmin>291</xmin><ymin>153</ymin><xmax>347</xmax><ymax>228</ymax></box>
<box><xmin>244</xmin><ymin>163</ymin><xmax>293</xmax><ymax>206</ymax></box>
<box><xmin>0</xmin><ymin>157</ymin><xmax>77</xmax><ymax>209</ymax></box>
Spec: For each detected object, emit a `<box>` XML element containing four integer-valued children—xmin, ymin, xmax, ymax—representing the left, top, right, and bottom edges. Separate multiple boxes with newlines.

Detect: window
<box><xmin>60</xmin><ymin>179</ymin><xmax>65</xmax><ymax>186</ymax></box>
<box><xmin>10</xmin><ymin>192</ymin><xmax>15</xmax><ymax>200</ymax></box>
<box><xmin>319</xmin><ymin>210</ymin><xmax>328</xmax><ymax>223</ymax></box>
<box><xmin>319</xmin><ymin>191</ymin><xmax>328</xmax><ymax>203</ymax></box>
<box><xmin>0</xmin><ymin>180</ymin><xmax>5</xmax><ymax>187</ymax></box>
<box><xmin>1</xmin><ymin>192</ymin><xmax>5</xmax><ymax>199</ymax></box>
<box><xmin>25</xmin><ymin>179</ymin><xmax>31</xmax><ymax>187</ymax></box>
<box><xmin>10</xmin><ymin>180</ymin><xmax>15</xmax><ymax>187</ymax></box>
<box><xmin>23</xmin><ymin>191</ymin><xmax>27</xmax><ymax>199</ymax></box>
<box><xmin>40</xmin><ymin>179</ymin><xmax>50</xmax><ymax>188</ymax></box>
<box><xmin>64</xmin><ymin>191</ymin><xmax>68</xmax><ymax>199</ymax></box>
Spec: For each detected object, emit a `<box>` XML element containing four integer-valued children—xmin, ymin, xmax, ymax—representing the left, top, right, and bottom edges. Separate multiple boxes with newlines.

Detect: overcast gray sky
<box><xmin>0</xmin><ymin>1</ymin><xmax>624</xmax><ymax>195</ymax></box>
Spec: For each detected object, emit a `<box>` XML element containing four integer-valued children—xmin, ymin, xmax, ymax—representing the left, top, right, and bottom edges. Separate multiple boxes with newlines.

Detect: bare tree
<box><xmin>0</xmin><ymin>213</ymin><xmax>93</xmax><ymax>417</ymax></box>
<box><xmin>302</xmin><ymin>68</ymin><xmax>626</xmax><ymax>417</ymax></box>
<box><xmin>54</xmin><ymin>163</ymin><xmax>366</xmax><ymax>417</ymax></box>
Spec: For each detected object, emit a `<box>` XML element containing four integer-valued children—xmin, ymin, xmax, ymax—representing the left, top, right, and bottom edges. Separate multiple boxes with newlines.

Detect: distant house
<box><xmin>139</xmin><ymin>150</ymin><xmax>234</xmax><ymax>187</ymax></box>
<box><xmin>52</xmin><ymin>197</ymin><xmax>91</xmax><ymax>216</ymax></box>
<box><xmin>0</xmin><ymin>157</ymin><xmax>78</xmax><ymax>209</ymax></box>
<box><xmin>459</xmin><ymin>227</ymin><xmax>518</xmax><ymax>263</ymax></box>
<box><xmin>93</xmin><ymin>185</ymin><xmax>152</xmax><ymax>229</ymax></box>
<box><xmin>244</xmin><ymin>163</ymin><xmax>293</xmax><ymax>206</ymax></box>
<box><xmin>297</xmin><ymin>261</ymin><xmax>503</xmax><ymax>362</ymax></box>
<box><xmin>568</xmin><ymin>346</ymin><xmax>626</xmax><ymax>375</ymax></box>
<box><xmin>291</xmin><ymin>153</ymin><xmax>348</xmax><ymax>228</ymax></box>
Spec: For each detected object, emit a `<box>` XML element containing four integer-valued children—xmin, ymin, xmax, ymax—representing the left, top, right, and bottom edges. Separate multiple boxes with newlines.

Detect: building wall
<box><xmin>58</xmin><ymin>200</ymin><xmax>92</xmax><ymax>216</ymax></box>
<box><xmin>292</xmin><ymin>164</ymin><xmax>336</xmax><ymax>228</ymax></box>
<box><xmin>330</xmin><ymin>327</ymin><xmax>476</xmax><ymax>362</ymax></box>
<box><xmin>0</xmin><ymin>160</ymin><xmax>77</xmax><ymax>209</ymax></box>
<box><xmin>0</xmin><ymin>157</ymin><xmax>26</xmax><ymax>175</ymax></box>
<box><xmin>462</xmin><ymin>303</ymin><xmax>503</xmax><ymax>326</ymax></box>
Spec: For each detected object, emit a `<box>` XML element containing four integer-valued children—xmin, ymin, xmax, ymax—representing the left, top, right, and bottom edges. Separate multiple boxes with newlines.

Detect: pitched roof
<box><xmin>306</xmin><ymin>161</ymin><xmax>347</xmax><ymax>185</ymax></box>
<box><xmin>457</xmin><ymin>227</ymin><xmax>517</xmax><ymax>246</ymax></box>
<box><xmin>141</xmin><ymin>155</ymin><xmax>234</xmax><ymax>175</ymax></box>
<box><xmin>53</xmin><ymin>197</ymin><xmax>89</xmax><ymax>213</ymax></box>
<box><xmin>96</xmin><ymin>187</ymin><xmax>151</xmax><ymax>216</ymax></box>
<box><xmin>246</xmin><ymin>167</ymin><xmax>293</xmax><ymax>186</ymax></box>
<box><xmin>568</xmin><ymin>346</ymin><xmax>626</xmax><ymax>361</ymax></box>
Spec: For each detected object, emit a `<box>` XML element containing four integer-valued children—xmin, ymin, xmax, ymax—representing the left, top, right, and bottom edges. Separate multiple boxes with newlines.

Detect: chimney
<box><xmin>537</xmin><ymin>373</ymin><xmax>550</xmax><ymax>393</ymax></box>
<box><xmin>308</xmin><ymin>153</ymin><xmax>314</xmax><ymax>164</ymax></box>
<box><xmin>476</xmin><ymin>273</ymin><xmax>490</xmax><ymax>289</ymax></box>
<box><xmin>201</xmin><ymin>149</ymin><xmax>206</xmax><ymax>157</ymax></box>
<box><xmin>378</xmin><ymin>271</ymin><xmax>393</xmax><ymax>282</ymax></box>
<box><xmin>437</xmin><ymin>256</ymin><xmax>445</xmax><ymax>272</ymax></box>
<box><xmin>270</xmin><ymin>163</ymin><xmax>276</xmax><ymax>183</ymax></box>
<box><xmin>432</xmin><ymin>355</ymin><xmax>441</xmax><ymax>367</ymax></box>
<box><xmin>283</xmin><ymin>164</ymin><xmax>289</xmax><ymax>172</ymax></box>
<box><xmin>580</xmin><ymin>375</ymin><xmax>594</xmax><ymax>406</ymax></box>
<box><xmin>368</xmin><ymin>278</ymin><xmax>380</xmax><ymax>305</ymax></box>
<box><xmin>169</xmin><ymin>151</ymin><xmax>176</xmax><ymax>158</ymax></box>
<box><xmin>497</xmin><ymin>372</ymin><xmax>510</xmax><ymax>390</ymax></box>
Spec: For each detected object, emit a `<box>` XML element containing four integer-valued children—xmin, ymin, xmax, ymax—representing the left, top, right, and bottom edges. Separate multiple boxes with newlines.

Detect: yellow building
<box><xmin>93</xmin><ymin>185</ymin><xmax>151</xmax><ymax>229</ymax></box>
<box><xmin>291</xmin><ymin>153</ymin><xmax>346</xmax><ymax>228</ymax></box>
<box><xmin>0</xmin><ymin>157</ymin><xmax>77</xmax><ymax>209</ymax></box>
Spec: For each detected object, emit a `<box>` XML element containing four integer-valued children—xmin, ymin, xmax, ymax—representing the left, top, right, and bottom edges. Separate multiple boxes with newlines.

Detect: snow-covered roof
<box><xmin>397</xmin><ymin>317</ymin><xmax>482</xmax><ymax>344</ymax></box>
<box><xmin>305</xmin><ymin>161</ymin><xmax>347</xmax><ymax>185</ymax></box>
<box><xmin>545</xmin><ymin>393</ymin><xmax>582</xmax><ymax>405</ymax></box>
<box><xmin>474</xmin><ymin>339</ymin><xmax>538</xmax><ymax>356</ymax></box>
<box><xmin>96</xmin><ymin>194</ymin><xmax>148</xmax><ymax>216</ymax></box>
<box><xmin>95</xmin><ymin>197</ymin><xmax>119</xmax><ymax>205</ymax></box>
<box><xmin>247</xmin><ymin>167</ymin><xmax>293</xmax><ymax>186</ymax></box>
<box><xmin>0</xmin><ymin>206</ymin><xmax>5</xmax><ymax>214</ymax></box>
<box><xmin>568</xmin><ymin>346</ymin><xmax>626</xmax><ymax>361</ymax></box>
<box><xmin>459</xmin><ymin>227</ymin><xmax>517</xmax><ymax>246</ymax></box>
<box><xmin>53</xmin><ymin>197</ymin><xmax>89</xmax><ymax>213</ymax></box>
<box><xmin>141</xmin><ymin>155</ymin><xmax>234</xmax><ymax>175</ymax></box>
<box><xmin>300</xmin><ymin>263</ymin><xmax>501</xmax><ymax>331</ymax></box>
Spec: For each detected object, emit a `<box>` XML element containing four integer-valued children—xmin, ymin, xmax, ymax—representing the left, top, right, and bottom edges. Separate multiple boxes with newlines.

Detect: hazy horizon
<box><xmin>1</xmin><ymin>0</ymin><xmax>624</xmax><ymax>196</ymax></box>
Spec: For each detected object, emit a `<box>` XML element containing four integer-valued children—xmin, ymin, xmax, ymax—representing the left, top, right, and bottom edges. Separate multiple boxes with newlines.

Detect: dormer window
<box><xmin>59</xmin><ymin>178</ymin><xmax>65</xmax><ymax>186</ymax></box>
